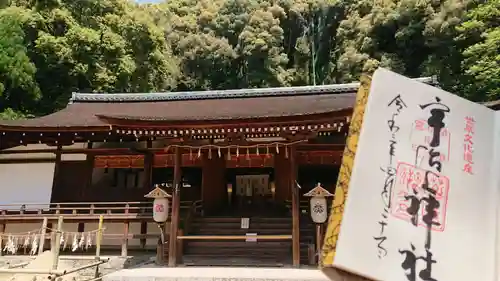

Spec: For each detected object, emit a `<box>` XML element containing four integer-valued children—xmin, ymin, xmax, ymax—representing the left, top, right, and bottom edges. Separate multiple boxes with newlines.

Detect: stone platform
<box><xmin>102</xmin><ymin>266</ymin><xmax>331</xmax><ymax>281</ymax></box>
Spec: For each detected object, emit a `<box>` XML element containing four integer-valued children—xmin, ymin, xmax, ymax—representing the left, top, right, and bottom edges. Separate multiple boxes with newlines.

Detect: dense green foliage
<box><xmin>0</xmin><ymin>0</ymin><xmax>498</xmax><ymax>119</ymax></box>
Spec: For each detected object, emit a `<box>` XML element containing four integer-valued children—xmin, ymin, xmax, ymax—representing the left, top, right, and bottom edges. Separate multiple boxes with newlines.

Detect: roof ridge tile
<box><xmin>70</xmin><ymin>83</ymin><xmax>361</xmax><ymax>103</ymax></box>
<box><xmin>70</xmin><ymin>77</ymin><xmax>436</xmax><ymax>103</ymax></box>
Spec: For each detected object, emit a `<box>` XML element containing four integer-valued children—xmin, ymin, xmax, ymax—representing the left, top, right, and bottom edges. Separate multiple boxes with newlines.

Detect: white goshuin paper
<box><xmin>333</xmin><ymin>68</ymin><xmax>499</xmax><ymax>281</ymax></box>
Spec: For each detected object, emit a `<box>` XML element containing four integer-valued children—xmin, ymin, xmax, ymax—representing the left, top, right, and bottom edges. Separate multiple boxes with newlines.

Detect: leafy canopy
<box><xmin>0</xmin><ymin>0</ymin><xmax>498</xmax><ymax>119</ymax></box>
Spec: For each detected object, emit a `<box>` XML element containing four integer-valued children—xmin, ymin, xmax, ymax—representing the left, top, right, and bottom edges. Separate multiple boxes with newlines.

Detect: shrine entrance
<box><xmin>222</xmin><ymin>168</ymin><xmax>285</xmax><ymax>217</ymax></box>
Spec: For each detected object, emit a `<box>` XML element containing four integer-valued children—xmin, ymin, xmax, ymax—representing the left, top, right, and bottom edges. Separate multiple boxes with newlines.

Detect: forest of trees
<box><xmin>0</xmin><ymin>0</ymin><xmax>498</xmax><ymax>119</ymax></box>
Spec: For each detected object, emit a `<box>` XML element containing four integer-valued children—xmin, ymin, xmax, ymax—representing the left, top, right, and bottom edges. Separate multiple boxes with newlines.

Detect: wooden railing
<box><xmin>0</xmin><ymin>215</ymin><xmax>108</xmax><ymax>278</ymax></box>
<box><xmin>175</xmin><ymin>200</ymin><xmax>203</xmax><ymax>263</ymax></box>
<box><xmin>0</xmin><ymin>200</ymin><xmax>205</xmax><ymax>258</ymax></box>
<box><xmin>284</xmin><ymin>200</ymin><xmax>310</xmax><ymax>213</ymax></box>
<box><xmin>0</xmin><ymin>201</ymin><xmax>195</xmax><ymax>221</ymax></box>
<box><xmin>181</xmin><ymin>200</ymin><xmax>203</xmax><ymax>236</ymax></box>
<box><xmin>284</xmin><ymin>199</ymin><xmax>333</xmax><ymax>214</ymax></box>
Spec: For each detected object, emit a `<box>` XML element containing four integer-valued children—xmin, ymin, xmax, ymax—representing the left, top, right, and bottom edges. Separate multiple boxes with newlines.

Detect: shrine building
<box><xmin>0</xmin><ymin>80</ymin><xmax>434</xmax><ymax>266</ymax></box>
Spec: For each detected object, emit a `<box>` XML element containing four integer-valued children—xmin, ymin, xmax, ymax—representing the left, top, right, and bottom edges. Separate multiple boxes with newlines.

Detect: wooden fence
<box><xmin>0</xmin><ymin>215</ymin><xmax>108</xmax><ymax>280</ymax></box>
<box><xmin>0</xmin><ymin>200</ymin><xmax>203</xmax><ymax>257</ymax></box>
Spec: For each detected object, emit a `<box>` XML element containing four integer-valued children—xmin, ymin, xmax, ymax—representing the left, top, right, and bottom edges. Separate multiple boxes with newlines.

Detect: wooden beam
<box><xmin>0</xmin><ymin>158</ymin><xmax>56</xmax><ymax>164</ymax></box>
<box><xmin>168</xmin><ymin>147</ymin><xmax>182</xmax><ymax>267</ymax></box>
<box><xmin>0</xmin><ymin>141</ymin><xmax>348</xmax><ymax>156</ymax></box>
<box><xmin>0</xmin><ymin>147</ymin><xmax>133</xmax><ymax>155</ymax></box>
<box><xmin>290</xmin><ymin>145</ymin><xmax>300</xmax><ymax>267</ymax></box>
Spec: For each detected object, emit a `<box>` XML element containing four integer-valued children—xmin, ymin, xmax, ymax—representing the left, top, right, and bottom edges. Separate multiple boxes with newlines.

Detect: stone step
<box><xmin>102</xmin><ymin>267</ymin><xmax>331</xmax><ymax>281</ymax></box>
<box><xmin>191</xmin><ymin>223</ymin><xmax>293</xmax><ymax>229</ymax></box>
<box><xmin>182</xmin><ymin>256</ymin><xmax>289</xmax><ymax>267</ymax></box>
<box><xmin>193</xmin><ymin>217</ymin><xmax>293</xmax><ymax>223</ymax></box>
<box><xmin>185</xmin><ymin>241</ymin><xmax>291</xmax><ymax>248</ymax></box>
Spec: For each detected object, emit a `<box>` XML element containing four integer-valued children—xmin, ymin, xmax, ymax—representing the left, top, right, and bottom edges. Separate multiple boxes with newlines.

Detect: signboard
<box><xmin>245</xmin><ymin>233</ymin><xmax>257</xmax><ymax>242</ymax></box>
<box><xmin>241</xmin><ymin>218</ymin><xmax>250</xmax><ymax>229</ymax></box>
<box><xmin>324</xmin><ymin>68</ymin><xmax>500</xmax><ymax>281</ymax></box>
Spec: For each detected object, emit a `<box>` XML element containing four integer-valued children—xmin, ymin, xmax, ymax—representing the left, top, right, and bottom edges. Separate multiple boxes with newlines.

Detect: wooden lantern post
<box><xmin>144</xmin><ymin>184</ymin><xmax>172</xmax><ymax>265</ymax></box>
<box><xmin>304</xmin><ymin>182</ymin><xmax>334</xmax><ymax>265</ymax></box>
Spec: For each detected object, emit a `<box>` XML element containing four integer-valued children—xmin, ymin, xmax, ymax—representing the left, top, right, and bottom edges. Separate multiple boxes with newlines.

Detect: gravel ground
<box><xmin>0</xmin><ymin>254</ymin><xmax>155</xmax><ymax>281</ymax></box>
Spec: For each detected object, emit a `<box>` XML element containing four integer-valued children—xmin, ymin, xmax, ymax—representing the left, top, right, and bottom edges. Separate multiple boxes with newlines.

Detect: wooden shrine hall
<box><xmin>0</xmin><ymin>80</ymin><xmax>433</xmax><ymax>267</ymax></box>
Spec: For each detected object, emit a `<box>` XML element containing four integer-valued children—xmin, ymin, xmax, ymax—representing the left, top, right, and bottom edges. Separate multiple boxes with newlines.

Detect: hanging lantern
<box><xmin>310</xmin><ymin>197</ymin><xmax>327</xmax><ymax>223</ymax></box>
<box><xmin>145</xmin><ymin>185</ymin><xmax>172</xmax><ymax>223</ymax></box>
<box><xmin>270</xmin><ymin>181</ymin><xmax>276</xmax><ymax>200</ymax></box>
<box><xmin>153</xmin><ymin>198</ymin><xmax>169</xmax><ymax>223</ymax></box>
<box><xmin>303</xmin><ymin>183</ymin><xmax>334</xmax><ymax>224</ymax></box>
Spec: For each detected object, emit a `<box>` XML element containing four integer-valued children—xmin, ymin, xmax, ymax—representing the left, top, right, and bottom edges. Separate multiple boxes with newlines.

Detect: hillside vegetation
<box><xmin>0</xmin><ymin>0</ymin><xmax>498</xmax><ymax>119</ymax></box>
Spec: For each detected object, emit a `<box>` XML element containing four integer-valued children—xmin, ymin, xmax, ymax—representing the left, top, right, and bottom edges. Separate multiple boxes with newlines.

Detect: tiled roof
<box><xmin>70</xmin><ymin>83</ymin><xmax>361</xmax><ymax>103</ymax></box>
<box><xmin>0</xmin><ymin>78</ymin><xmax>435</xmax><ymax>130</ymax></box>
<box><xmin>483</xmin><ymin>100</ymin><xmax>500</xmax><ymax>110</ymax></box>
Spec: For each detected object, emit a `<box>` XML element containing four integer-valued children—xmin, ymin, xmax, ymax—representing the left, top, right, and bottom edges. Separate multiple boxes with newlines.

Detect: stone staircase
<box><xmin>181</xmin><ymin>216</ymin><xmax>315</xmax><ymax>266</ymax></box>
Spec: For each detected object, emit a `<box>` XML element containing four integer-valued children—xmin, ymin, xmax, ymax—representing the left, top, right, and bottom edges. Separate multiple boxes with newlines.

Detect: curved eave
<box><xmin>0</xmin><ymin>125</ymin><xmax>111</xmax><ymax>132</ymax></box>
<box><xmin>0</xmin><ymin>93</ymin><xmax>356</xmax><ymax>132</ymax></box>
<box><xmin>95</xmin><ymin>109</ymin><xmax>353</xmax><ymax>127</ymax></box>
<box><xmin>0</xmin><ymin>104</ymin><xmax>111</xmax><ymax>132</ymax></box>
<box><xmin>483</xmin><ymin>100</ymin><xmax>500</xmax><ymax>110</ymax></box>
<box><xmin>0</xmin><ymin>76</ymin><xmax>436</xmax><ymax>133</ymax></box>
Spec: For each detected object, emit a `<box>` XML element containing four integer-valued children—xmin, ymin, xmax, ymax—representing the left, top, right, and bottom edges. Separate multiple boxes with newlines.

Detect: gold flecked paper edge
<box><xmin>321</xmin><ymin>75</ymin><xmax>371</xmax><ymax>268</ymax></box>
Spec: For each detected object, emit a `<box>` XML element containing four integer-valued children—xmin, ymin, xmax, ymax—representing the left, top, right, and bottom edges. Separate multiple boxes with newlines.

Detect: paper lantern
<box><xmin>145</xmin><ymin>185</ymin><xmax>172</xmax><ymax>223</ymax></box>
<box><xmin>304</xmin><ymin>182</ymin><xmax>334</xmax><ymax>224</ymax></box>
<box><xmin>153</xmin><ymin>197</ymin><xmax>169</xmax><ymax>223</ymax></box>
<box><xmin>310</xmin><ymin>197</ymin><xmax>328</xmax><ymax>223</ymax></box>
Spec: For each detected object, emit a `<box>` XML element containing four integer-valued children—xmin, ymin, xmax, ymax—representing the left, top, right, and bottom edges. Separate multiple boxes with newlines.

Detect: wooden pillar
<box><xmin>139</xmin><ymin>222</ymin><xmax>147</xmax><ymax>249</ymax></box>
<box><xmin>121</xmin><ymin>221</ymin><xmax>129</xmax><ymax>257</ymax></box>
<box><xmin>316</xmin><ymin>224</ymin><xmax>323</xmax><ymax>265</ymax></box>
<box><xmin>290</xmin><ymin>146</ymin><xmax>300</xmax><ymax>267</ymax></box>
<box><xmin>51</xmin><ymin>145</ymin><xmax>62</xmax><ymax>193</ymax></box>
<box><xmin>274</xmin><ymin>152</ymin><xmax>291</xmax><ymax>201</ymax></box>
<box><xmin>0</xmin><ymin>222</ymin><xmax>5</xmax><ymax>257</ymax></box>
<box><xmin>38</xmin><ymin>218</ymin><xmax>48</xmax><ymax>255</ymax></box>
<box><xmin>52</xmin><ymin>216</ymin><xmax>63</xmax><ymax>270</ymax></box>
<box><xmin>82</xmin><ymin>142</ymin><xmax>94</xmax><ymax>199</ymax></box>
<box><xmin>144</xmin><ymin>140</ymin><xmax>153</xmax><ymax>189</ymax></box>
<box><xmin>168</xmin><ymin>147</ymin><xmax>182</xmax><ymax>267</ymax></box>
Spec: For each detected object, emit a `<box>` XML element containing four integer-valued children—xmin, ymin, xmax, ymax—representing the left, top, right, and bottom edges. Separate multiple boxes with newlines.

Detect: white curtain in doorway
<box><xmin>0</xmin><ymin>163</ymin><xmax>55</xmax><ymax>209</ymax></box>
